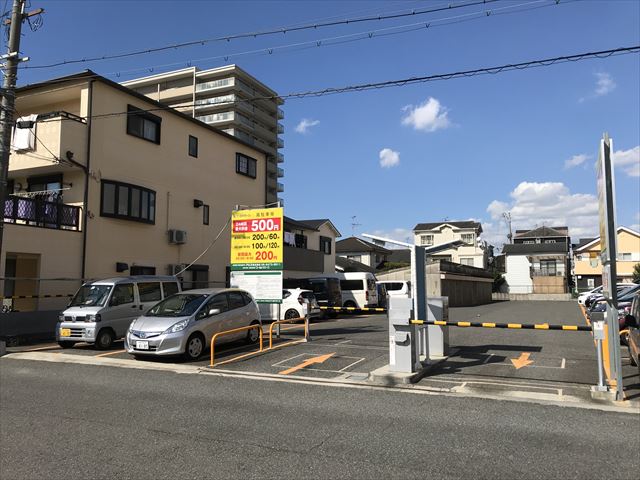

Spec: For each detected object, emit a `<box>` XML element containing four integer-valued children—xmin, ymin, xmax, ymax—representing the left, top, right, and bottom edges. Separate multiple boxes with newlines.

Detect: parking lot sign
<box><xmin>230</xmin><ymin>207</ymin><xmax>284</xmax><ymax>303</ymax></box>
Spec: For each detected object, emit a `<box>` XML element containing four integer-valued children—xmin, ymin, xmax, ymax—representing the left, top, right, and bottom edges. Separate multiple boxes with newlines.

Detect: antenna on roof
<box><xmin>351</xmin><ymin>216</ymin><xmax>362</xmax><ymax>236</ymax></box>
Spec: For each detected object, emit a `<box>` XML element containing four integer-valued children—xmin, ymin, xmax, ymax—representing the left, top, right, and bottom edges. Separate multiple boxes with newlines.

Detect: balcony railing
<box><xmin>3</xmin><ymin>195</ymin><xmax>81</xmax><ymax>231</ymax></box>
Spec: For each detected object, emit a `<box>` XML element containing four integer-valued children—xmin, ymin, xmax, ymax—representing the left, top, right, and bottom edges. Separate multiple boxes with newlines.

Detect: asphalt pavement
<box><xmin>1</xmin><ymin>359</ymin><xmax>638</xmax><ymax>480</ymax></box>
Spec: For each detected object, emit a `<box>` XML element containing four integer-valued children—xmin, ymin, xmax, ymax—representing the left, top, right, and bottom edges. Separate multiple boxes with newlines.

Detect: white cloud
<box><xmin>594</xmin><ymin>72</ymin><xmax>616</xmax><ymax>96</ymax></box>
<box><xmin>564</xmin><ymin>153</ymin><xmax>590</xmax><ymax>169</ymax></box>
<box><xmin>613</xmin><ymin>145</ymin><xmax>640</xmax><ymax>177</ymax></box>
<box><xmin>379</xmin><ymin>148</ymin><xmax>400</xmax><ymax>168</ymax></box>
<box><xmin>580</xmin><ymin>72</ymin><xmax>616</xmax><ymax>102</ymax></box>
<box><xmin>294</xmin><ymin>118</ymin><xmax>320</xmax><ymax>134</ymax></box>
<box><xmin>401</xmin><ymin>97</ymin><xmax>452</xmax><ymax>132</ymax></box>
<box><xmin>486</xmin><ymin>181</ymin><xmax>599</xmax><ymax>246</ymax></box>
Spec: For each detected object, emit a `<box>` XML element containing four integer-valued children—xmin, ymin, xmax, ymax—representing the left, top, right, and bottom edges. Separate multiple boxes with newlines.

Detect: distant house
<box><xmin>502</xmin><ymin>226</ymin><xmax>571</xmax><ymax>294</ymax></box>
<box><xmin>335</xmin><ymin>237</ymin><xmax>392</xmax><ymax>269</ymax></box>
<box><xmin>283</xmin><ymin>217</ymin><xmax>341</xmax><ymax>278</ymax></box>
<box><xmin>573</xmin><ymin>226</ymin><xmax>640</xmax><ymax>291</ymax></box>
<box><xmin>413</xmin><ymin>221</ymin><xmax>488</xmax><ymax>268</ymax></box>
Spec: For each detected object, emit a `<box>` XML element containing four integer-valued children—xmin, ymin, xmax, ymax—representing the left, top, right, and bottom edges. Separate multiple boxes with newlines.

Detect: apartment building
<box><xmin>502</xmin><ymin>226</ymin><xmax>571</xmax><ymax>294</ymax></box>
<box><xmin>3</xmin><ymin>70</ymin><xmax>268</xmax><ymax>312</ymax></box>
<box><xmin>413</xmin><ymin>221</ymin><xmax>488</xmax><ymax>268</ymax></box>
<box><xmin>573</xmin><ymin>226</ymin><xmax>640</xmax><ymax>291</ymax></box>
<box><xmin>121</xmin><ymin>65</ymin><xmax>284</xmax><ymax>205</ymax></box>
<box><xmin>283</xmin><ymin>217</ymin><xmax>341</xmax><ymax>277</ymax></box>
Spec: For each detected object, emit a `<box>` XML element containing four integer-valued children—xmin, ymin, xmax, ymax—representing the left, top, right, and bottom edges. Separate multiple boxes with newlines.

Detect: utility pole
<box><xmin>502</xmin><ymin>211</ymin><xmax>513</xmax><ymax>244</ymax></box>
<box><xmin>0</xmin><ymin>0</ymin><xmax>42</xmax><ymax>259</ymax></box>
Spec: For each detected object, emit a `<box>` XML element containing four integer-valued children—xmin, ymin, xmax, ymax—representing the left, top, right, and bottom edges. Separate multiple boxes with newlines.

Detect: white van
<box><xmin>56</xmin><ymin>276</ymin><xmax>181</xmax><ymax>350</ymax></box>
<box><xmin>377</xmin><ymin>280</ymin><xmax>411</xmax><ymax>298</ymax></box>
<box><xmin>339</xmin><ymin>272</ymin><xmax>378</xmax><ymax>309</ymax></box>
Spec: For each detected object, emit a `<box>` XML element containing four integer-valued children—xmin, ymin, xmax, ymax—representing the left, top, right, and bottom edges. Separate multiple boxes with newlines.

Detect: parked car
<box><xmin>623</xmin><ymin>292</ymin><xmax>640</xmax><ymax>372</ymax></box>
<box><xmin>578</xmin><ymin>285</ymin><xmax>604</xmax><ymax>305</ymax></box>
<box><xmin>587</xmin><ymin>285</ymin><xmax>640</xmax><ymax>328</ymax></box>
<box><xmin>259</xmin><ymin>288</ymin><xmax>321</xmax><ymax>321</ymax></box>
<box><xmin>339</xmin><ymin>272</ymin><xmax>378</xmax><ymax>309</ymax></box>
<box><xmin>377</xmin><ymin>280</ymin><xmax>411</xmax><ymax>298</ymax></box>
<box><xmin>56</xmin><ymin>276</ymin><xmax>181</xmax><ymax>350</ymax></box>
<box><xmin>124</xmin><ymin>288</ymin><xmax>260</xmax><ymax>361</ymax></box>
<box><xmin>283</xmin><ymin>277</ymin><xmax>342</xmax><ymax>317</ymax></box>
<box><xmin>376</xmin><ymin>282</ymin><xmax>388</xmax><ymax>309</ymax></box>
<box><xmin>585</xmin><ymin>283</ymin><xmax>637</xmax><ymax>308</ymax></box>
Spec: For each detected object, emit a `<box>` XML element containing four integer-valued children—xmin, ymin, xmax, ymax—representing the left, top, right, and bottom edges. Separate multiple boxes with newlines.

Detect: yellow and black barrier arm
<box><xmin>319</xmin><ymin>306</ymin><xmax>387</xmax><ymax>312</ymax></box>
<box><xmin>0</xmin><ymin>294</ymin><xmax>73</xmax><ymax>299</ymax></box>
<box><xmin>410</xmin><ymin>319</ymin><xmax>592</xmax><ymax>331</ymax></box>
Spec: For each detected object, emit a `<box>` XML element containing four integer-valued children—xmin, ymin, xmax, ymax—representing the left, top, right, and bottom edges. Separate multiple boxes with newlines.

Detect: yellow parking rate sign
<box><xmin>230</xmin><ymin>207</ymin><xmax>283</xmax><ymax>271</ymax></box>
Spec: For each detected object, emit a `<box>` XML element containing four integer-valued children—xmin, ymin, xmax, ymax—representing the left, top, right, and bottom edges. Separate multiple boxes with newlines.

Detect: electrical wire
<box><xmin>23</xmin><ymin>0</ymin><xmax>501</xmax><ymax>70</ymax></box>
<box><xmin>175</xmin><ymin>216</ymin><xmax>231</xmax><ymax>277</ymax></box>
<box><xmin>102</xmin><ymin>0</ymin><xmax>565</xmax><ymax>83</ymax></box>
<box><xmin>45</xmin><ymin>45</ymin><xmax>638</xmax><ymax>123</ymax></box>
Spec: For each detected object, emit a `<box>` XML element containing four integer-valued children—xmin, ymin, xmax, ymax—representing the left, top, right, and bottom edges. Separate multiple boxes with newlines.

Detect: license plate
<box><xmin>60</xmin><ymin>328</ymin><xmax>71</xmax><ymax>337</ymax></box>
<box><xmin>135</xmin><ymin>341</ymin><xmax>149</xmax><ymax>350</ymax></box>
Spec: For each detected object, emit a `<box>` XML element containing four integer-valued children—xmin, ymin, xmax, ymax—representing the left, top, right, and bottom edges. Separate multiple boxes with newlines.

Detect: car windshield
<box><xmin>69</xmin><ymin>285</ymin><xmax>112</xmax><ymax>307</ymax></box>
<box><xmin>146</xmin><ymin>294</ymin><xmax>207</xmax><ymax>317</ymax></box>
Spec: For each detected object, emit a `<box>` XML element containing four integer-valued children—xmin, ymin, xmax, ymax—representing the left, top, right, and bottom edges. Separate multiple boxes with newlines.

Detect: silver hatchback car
<box><xmin>124</xmin><ymin>288</ymin><xmax>261</xmax><ymax>361</ymax></box>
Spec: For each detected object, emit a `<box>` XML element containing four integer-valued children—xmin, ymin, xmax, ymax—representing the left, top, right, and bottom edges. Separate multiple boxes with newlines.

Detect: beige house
<box><xmin>573</xmin><ymin>226</ymin><xmax>640</xmax><ymax>291</ymax></box>
<box><xmin>335</xmin><ymin>236</ymin><xmax>392</xmax><ymax>269</ymax></box>
<box><xmin>413</xmin><ymin>221</ymin><xmax>488</xmax><ymax>268</ymax></box>
<box><xmin>3</xmin><ymin>70</ymin><xmax>270</xmax><ymax>312</ymax></box>
<box><xmin>121</xmin><ymin>65</ymin><xmax>284</xmax><ymax>205</ymax></box>
<box><xmin>283</xmin><ymin>217</ymin><xmax>341</xmax><ymax>278</ymax></box>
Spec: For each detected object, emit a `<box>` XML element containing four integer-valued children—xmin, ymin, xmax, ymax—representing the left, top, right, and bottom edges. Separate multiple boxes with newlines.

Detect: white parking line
<box><xmin>338</xmin><ymin>357</ymin><xmax>366</xmax><ymax>372</ymax></box>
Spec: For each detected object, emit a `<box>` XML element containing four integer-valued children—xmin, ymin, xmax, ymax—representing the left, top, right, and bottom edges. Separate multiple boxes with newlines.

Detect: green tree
<box><xmin>633</xmin><ymin>263</ymin><xmax>640</xmax><ymax>284</ymax></box>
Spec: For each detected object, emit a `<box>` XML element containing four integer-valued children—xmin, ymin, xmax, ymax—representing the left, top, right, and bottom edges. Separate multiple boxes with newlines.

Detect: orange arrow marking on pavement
<box><xmin>279</xmin><ymin>352</ymin><xmax>336</xmax><ymax>375</ymax></box>
<box><xmin>510</xmin><ymin>352</ymin><xmax>534</xmax><ymax>370</ymax></box>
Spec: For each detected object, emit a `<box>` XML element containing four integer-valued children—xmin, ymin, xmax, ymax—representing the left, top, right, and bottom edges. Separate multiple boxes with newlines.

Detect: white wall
<box><xmin>505</xmin><ymin>255</ymin><xmax>532</xmax><ymax>294</ymax></box>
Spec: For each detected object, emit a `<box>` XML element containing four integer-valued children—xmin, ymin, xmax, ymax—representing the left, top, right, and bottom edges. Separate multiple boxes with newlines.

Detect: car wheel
<box><xmin>183</xmin><ymin>333</ymin><xmax>205</xmax><ymax>361</ymax></box>
<box><xmin>95</xmin><ymin>329</ymin><xmax>114</xmax><ymax>350</ymax></box>
<box><xmin>284</xmin><ymin>308</ymin><xmax>300</xmax><ymax>320</ymax></box>
<box><xmin>58</xmin><ymin>341</ymin><xmax>74</xmax><ymax>349</ymax></box>
<box><xmin>343</xmin><ymin>301</ymin><xmax>358</xmax><ymax>312</ymax></box>
<box><xmin>246</xmin><ymin>321</ymin><xmax>261</xmax><ymax>344</ymax></box>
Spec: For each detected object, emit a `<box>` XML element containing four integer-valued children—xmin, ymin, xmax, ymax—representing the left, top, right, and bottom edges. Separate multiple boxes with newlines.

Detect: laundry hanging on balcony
<box><xmin>11</xmin><ymin>114</ymin><xmax>38</xmax><ymax>151</ymax></box>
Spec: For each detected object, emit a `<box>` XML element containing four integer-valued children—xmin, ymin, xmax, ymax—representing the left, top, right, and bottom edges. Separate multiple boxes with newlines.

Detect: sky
<box><xmin>10</xmin><ymin>0</ymin><xmax>640</xmax><ymax>250</ymax></box>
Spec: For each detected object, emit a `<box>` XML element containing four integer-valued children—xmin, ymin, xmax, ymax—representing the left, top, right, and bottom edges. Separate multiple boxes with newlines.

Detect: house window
<box><xmin>461</xmin><ymin>233</ymin><xmax>475</xmax><ymax>245</ymax></box>
<box><xmin>101</xmin><ymin>180</ymin><xmax>156</xmax><ymax>224</ymax></box>
<box><xmin>203</xmin><ymin>204</ymin><xmax>210</xmax><ymax>225</ymax></box>
<box><xmin>346</xmin><ymin>255</ymin><xmax>362</xmax><ymax>262</ymax></box>
<box><xmin>539</xmin><ymin>260</ymin><xmax>557</xmax><ymax>276</ymax></box>
<box><xmin>130</xmin><ymin>266</ymin><xmax>156</xmax><ymax>276</ymax></box>
<box><xmin>618</xmin><ymin>253</ymin><xmax>631</xmax><ymax>261</ymax></box>
<box><xmin>420</xmin><ymin>235</ymin><xmax>434</xmax><ymax>246</ymax></box>
<box><xmin>320</xmin><ymin>236</ymin><xmax>331</xmax><ymax>254</ymax></box>
<box><xmin>545</xmin><ymin>239</ymin><xmax>556</xmax><ymax>244</ymax></box>
<box><xmin>523</xmin><ymin>240</ymin><xmax>535</xmax><ymax>244</ymax></box>
<box><xmin>460</xmin><ymin>258</ymin><xmax>475</xmax><ymax>266</ymax></box>
<box><xmin>126</xmin><ymin>105</ymin><xmax>161</xmax><ymax>144</ymax></box>
<box><xmin>188</xmin><ymin>135</ymin><xmax>198</xmax><ymax>157</ymax></box>
<box><xmin>236</xmin><ymin>153</ymin><xmax>257</xmax><ymax>178</ymax></box>
<box><xmin>587</xmin><ymin>278</ymin><xmax>595</xmax><ymax>288</ymax></box>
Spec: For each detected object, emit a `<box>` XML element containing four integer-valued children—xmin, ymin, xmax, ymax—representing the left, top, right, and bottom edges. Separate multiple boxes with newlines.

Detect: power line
<box><xmin>54</xmin><ymin>45</ymin><xmax>638</xmax><ymax>122</ymax></box>
<box><xmin>22</xmin><ymin>0</ymin><xmax>501</xmax><ymax>70</ymax></box>
<box><xmin>100</xmin><ymin>0</ymin><xmax>566</xmax><ymax>83</ymax></box>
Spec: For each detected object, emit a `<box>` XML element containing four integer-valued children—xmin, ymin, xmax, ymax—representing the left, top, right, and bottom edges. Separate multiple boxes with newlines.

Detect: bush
<box><xmin>633</xmin><ymin>263</ymin><xmax>640</xmax><ymax>284</ymax></box>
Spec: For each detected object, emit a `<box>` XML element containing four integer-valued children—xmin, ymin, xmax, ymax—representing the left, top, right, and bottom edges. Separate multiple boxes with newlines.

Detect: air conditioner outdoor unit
<box><xmin>168</xmin><ymin>264</ymin><xmax>186</xmax><ymax>275</ymax></box>
<box><xmin>168</xmin><ymin>229</ymin><xmax>187</xmax><ymax>244</ymax></box>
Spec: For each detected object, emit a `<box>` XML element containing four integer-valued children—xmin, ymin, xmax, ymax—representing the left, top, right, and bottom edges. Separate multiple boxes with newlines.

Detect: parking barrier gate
<box><xmin>210</xmin><ymin>324</ymin><xmax>263</xmax><ymax>367</ymax></box>
<box><xmin>319</xmin><ymin>306</ymin><xmax>387</xmax><ymax>313</ymax></box>
<box><xmin>410</xmin><ymin>319</ymin><xmax>592</xmax><ymax>331</ymax></box>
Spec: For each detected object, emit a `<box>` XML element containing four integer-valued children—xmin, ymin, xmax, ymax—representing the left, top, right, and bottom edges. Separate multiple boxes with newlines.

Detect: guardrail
<box><xmin>319</xmin><ymin>306</ymin><xmax>387</xmax><ymax>313</ymax></box>
<box><xmin>410</xmin><ymin>319</ymin><xmax>591</xmax><ymax>331</ymax></box>
<box><xmin>268</xmin><ymin>316</ymin><xmax>308</xmax><ymax>349</ymax></box>
<box><xmin>210</xmin><ymin>324</ymin><xmax>263</xmax><ymax>367</ymax></box>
